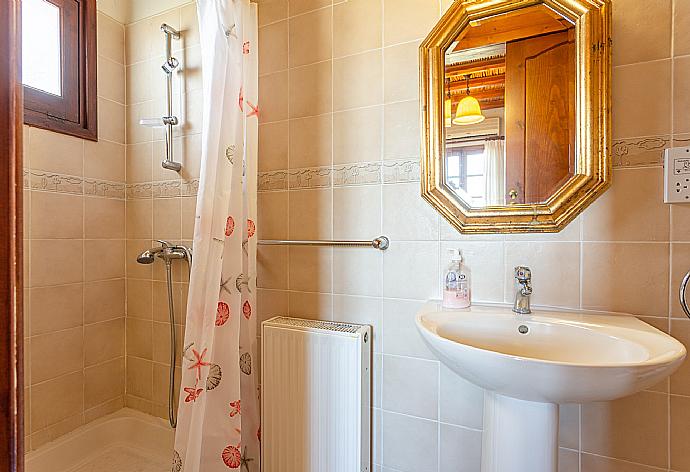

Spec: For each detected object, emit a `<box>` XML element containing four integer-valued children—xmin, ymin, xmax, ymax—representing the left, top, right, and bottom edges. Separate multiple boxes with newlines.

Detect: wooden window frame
<box><xmin>22</xmin><ymin>0</ymin><xmax>97</xmax><ymax>141</ymax></box>
<box><xmin>1</xmin><ymin>0</ymin><xmax>25</xmax><ymax>470</ymax></box>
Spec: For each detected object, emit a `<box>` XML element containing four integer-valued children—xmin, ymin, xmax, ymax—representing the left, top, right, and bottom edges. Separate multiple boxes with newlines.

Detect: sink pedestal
<box><xmin>481</xmin><ymin>392</ymin><xmax>558</xmax><ymax>472</ymax></box>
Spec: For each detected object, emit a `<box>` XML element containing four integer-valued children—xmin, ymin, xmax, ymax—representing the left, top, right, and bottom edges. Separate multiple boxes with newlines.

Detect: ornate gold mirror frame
<box><xmin>420</xmin><ymin>0</ymin><xmax>611</xmax><ymax>233</ymax></box>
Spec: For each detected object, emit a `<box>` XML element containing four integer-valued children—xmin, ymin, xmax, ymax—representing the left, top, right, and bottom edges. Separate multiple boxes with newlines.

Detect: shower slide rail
<box><xmin>258</xmin><ymin>236</ymin><xmax>390</xmax><ymax>251</ymax></box>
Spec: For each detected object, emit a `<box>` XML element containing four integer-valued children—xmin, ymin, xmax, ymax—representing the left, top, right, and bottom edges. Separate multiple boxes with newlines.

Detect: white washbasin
<box><xmin>416</xmin><ymin>302</ymin><xmax>685</xmax><ymax>403</ymax></box>
<box><xmin>415</xmin><ymin>302</ymin><xmax>686</xmax><ymax>472</ymax></box>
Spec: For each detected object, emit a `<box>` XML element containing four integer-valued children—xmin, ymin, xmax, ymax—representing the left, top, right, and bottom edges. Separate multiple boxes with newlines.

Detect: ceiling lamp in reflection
<box><xmin>453</xmin><ymin>76</ymin><xmax>485</xmax><ymax>126</ymax></box>
<box><xmin>444</xmin><ymin>78</ymin><xmax>452</xmax><ymax>128</ymax></box>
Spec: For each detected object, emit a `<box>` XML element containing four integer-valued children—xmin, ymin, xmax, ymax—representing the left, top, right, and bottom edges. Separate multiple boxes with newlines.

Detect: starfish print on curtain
<box><xmin>172</xmin><ymin>1</ymin><xmax>260</xmax><ymax>471</ymax></box>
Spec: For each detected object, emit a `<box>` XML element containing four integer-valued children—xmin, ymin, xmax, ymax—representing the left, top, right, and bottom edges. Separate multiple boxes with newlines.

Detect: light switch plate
<box><xmin>664</xmin><ymin>147</ymin><xmax>690</xmax><ymax>203</ymax></box>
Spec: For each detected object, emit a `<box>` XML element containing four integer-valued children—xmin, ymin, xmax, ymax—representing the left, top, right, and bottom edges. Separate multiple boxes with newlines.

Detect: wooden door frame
<box><xmin>0</xmin><ymin>0</ymin><xmax>25</xmax><ymax>471</ymax></box>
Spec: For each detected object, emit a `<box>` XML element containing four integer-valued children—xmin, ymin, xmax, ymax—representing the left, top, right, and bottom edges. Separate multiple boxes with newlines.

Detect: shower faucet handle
<box><xmin>156</xmin><ymin>239</ymin><xmax>173</xmax><ymax>248</ymax></box>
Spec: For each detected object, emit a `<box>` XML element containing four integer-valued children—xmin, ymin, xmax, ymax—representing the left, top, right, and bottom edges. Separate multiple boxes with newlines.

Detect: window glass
<box><xmin>22</xmin><ymin>0</ymin><xmax>62</xmax><ymax>96</ymax></box>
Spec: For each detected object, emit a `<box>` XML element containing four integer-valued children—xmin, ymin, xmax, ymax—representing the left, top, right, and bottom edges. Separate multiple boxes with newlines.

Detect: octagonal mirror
<box><xmin>420</xmin><ymin>0</ymin><xmax>612</xmax><ymax>233</ymax></box>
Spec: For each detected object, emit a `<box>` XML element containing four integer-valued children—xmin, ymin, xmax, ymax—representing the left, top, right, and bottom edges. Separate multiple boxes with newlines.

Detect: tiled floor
<box><xmin>69</xmin><ymin>446</ymin><xmax>169</xmax><ymax>472</ymax></box>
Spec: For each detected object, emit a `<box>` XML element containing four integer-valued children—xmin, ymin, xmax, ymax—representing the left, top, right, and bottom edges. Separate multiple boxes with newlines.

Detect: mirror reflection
<box><xmin>444</xmin><ymin>5</ymin><xmax>576</xmax><ymax>207</ymax></box>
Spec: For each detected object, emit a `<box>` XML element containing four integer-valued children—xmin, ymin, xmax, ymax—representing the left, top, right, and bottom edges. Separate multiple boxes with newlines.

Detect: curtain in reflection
<box><xmin>173</xmin><ymin>1</ymin><xmax>260</xmax><ymax>470</ymax></box>
<box><xmin>484</xmin><ymin>139</ymin><xmax>505</xmax><ymax>206</ymax></box>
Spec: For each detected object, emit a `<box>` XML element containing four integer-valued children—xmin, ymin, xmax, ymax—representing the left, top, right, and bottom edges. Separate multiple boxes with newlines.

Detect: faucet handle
<box><xmin>514</xmin><ymin>266</ymin><xmax>531</xmax><ymax>282</ymax></box>
<box><xmin>156</xmin><ymin>239</ymin><xmax>172</xmax><ymax>248</ymax></box>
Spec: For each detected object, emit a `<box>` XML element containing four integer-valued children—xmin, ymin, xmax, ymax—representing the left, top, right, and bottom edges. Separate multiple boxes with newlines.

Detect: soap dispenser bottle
<box><xmin>442</xmin><ymin>249</ymin><xmax>471</xmax><ymax>309</ymax></box>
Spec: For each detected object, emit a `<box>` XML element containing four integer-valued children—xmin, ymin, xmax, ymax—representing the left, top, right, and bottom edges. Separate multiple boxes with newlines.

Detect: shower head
<box><xmin>136</xmin><ymin>250</ymin><xmax>156</xmax><ymax>264</ymax></box>
<box><xmin>162</xmin><ymin>57</ymin><xmax>179</xmax><ymax>74</ymax></box>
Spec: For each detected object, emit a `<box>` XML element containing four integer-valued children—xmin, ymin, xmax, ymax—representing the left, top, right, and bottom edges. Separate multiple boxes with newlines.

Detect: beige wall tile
<box><xmin>612</xmin><ymin>0</ymin><xmax>671</xmax><ymax>66</ymax></box>
<box><xmin>288</xmin><ymin>189</ymin><xmax>333</xmax><ymax>239</ymax></box>
<box><xmin>289</xmin><ymin>0</ymin><xmax>330</xmax><ymax>17</ymax></box>
<box><xmin>153</xmin><ymin>198</ymin><xmax>182</xmax><ymax>241</ymax></box>
<box><xmin>257</xmin><ymin>288</ymin><xmax>289</xmax><ymax>324</ymax></box>
<box><xmin>288</xmin><ymin>247</ymin><xmax>333</xmax><ymax>292</ymax></box>
<box><xmin>383</xmin><ymin>241</ymin><xmax>440</xmax><ymax>300</ymax></box>
<box><xmin>126</xmin><ymin>143</ymin><xmax>153</xmax><ymax>183</ymax></box>
<box><xmin>383</xmin><ymin>100</ymin><xmax>420</xmax><ymax>159</ymax></box>
<box><xmin>260</xmin><ymin>21</ymin><xmax>289</xmax><ymax>76</ymax></box>
<box><xmin>439</xmin><ymin>364</ymin><xmax>483</xmax><ymax>429</ymax></box>
<box><xmin>583</xmin><ymin>167</ymin><xmax>669</xmax><ymax>241</ymax></box>
<box><xmin>125</xmin><ymin>61</ymin><xmax>152</xmax><ymax>105</ymax></box>
<box><xmin>582</xmin><ymin>242</ymin><xmax>669</xmax><ymax>316</ymax></box>
<box><xmin>442</xmin><ymin>241</ymin><xmax>505</xmax><ymax>303</ymax></box>
<box><xmin>152</xmin><ymin>280</ymin><xmax>183</xmax><ymax>324</ymax></box>
<box><xmin>84</xmin><ymin>396</ymin><xmax>124</xmax><ymax>424</ymax></box>
<box><xmin>504</xmin><ymin>242</ymin><xmax>581</xmax><ymax>307</ymax></box>
<box><xmin>84</xmin><ymin>239</ymin><xmax>125</xmax><ymax>281</ymax></box>
<box><xmin>582</xmin><ymin>391</ymin><xmax>668</xmax><ymax>468</ymax></box>
<box><xmin>333</xmin><ymin>0</ymin><xmax>382</xmax><ymax>58</ymax></box>
<box><xmin>127</xmin><ymin>279</ymin><xmax>153</xmax><ymax>320</ymax></box>
<box><xmin>333</xmin><ymin>50</ymin><xmax>383</xmax><ymax>111</ymax></box>
<box><xmin>613</xmin><ymin>60</ymin><xmax>671</xmax><ymax>139</ymax></box>
<box><xmin>30</xmin><ymin>284</ymin><xmax>83</xmax><ymax>336</ymax></box>
<box><xmin>260</xmin><ymin>70</ymin><xmax>290</xmax><ymax>123</ymax></box>
<box><xmin>126</xmin><ymin>318</ymin><xmax>153</xmax><ymax>360</ymax></box>
<box><xmin>558</xmin><ymin>449</ymin><xmax>579</xmax><ymax>472</ymax></box>
<box><xmin>257</xmin><ymin>191</ymin><xmax>288</xmax><ymax>240</ymax></box>
<box><xmin>383</xmin><ymin>41</ymin><xmax>420</xmax><ymax>103</ymax></box>
<box><xmin>181</xmin><ymin>196</ymin><xmax>197</xmax><ymax>240</ymax></box>
<box><xmin>382</xmin><ymin>298</ymin><xmax>434</xmax><ymax>359</ymax></box>
<box><xmin>674</xmin><ymin>56</ymin><xmax>690</xmax><ymax>135</ymax></box>
<box><xmin>28</xmin><ymin>127</ymin><xmax>84</xmax><ymax>176</ymax></box>
<box><xmin>126</xmin><ymin>101</ymin><xmax>153</xmax><ymax>144</ymax></box>
<box><xmin>333</xmin><ymin>105</ymin><xmax>383</xmax><ymax>164</ymax></box>
<box><xmin>333</xmin><ymin>185</ymin><xmax>381</xmax><ymax>239</ymax></box>
<box><xmin>289</xmin><ymin>8</ymin><xmax>332</xmax><ymax>68</ymax></box>
<box><xmin>126</xmin><ymin>199</ymin><xmax>153</xmax><ymax>239</ymax></box>
<box><xmin>84</xmin><ymin>139</ymin><xmax>126</xmax><ymax>182</ymax></box>
<box><xmin>289</xmin><ymin>62</ymin><xmax>332</xmax><ymax>118</ymax></box>
<box><xmin>672</xmin><ymin>243</ymin><xmax>690</xmax><ymax>318</ymax></box>
<box><xmin>581</xmin><ymin>453</ymin><xmax>668</xmax><ymax>472</ymax></box>
<box><xmin>126</xmin><ymin>356</ymin><xmax>153</xmax><ymax>399</ymax></box>
<box><xmin>98</xmin><ymin>98</ymin><xmax>126</xmax><ymax>144</ymax></box>
<box><xmin>289</xmin><ymin>114</ymin><xmax>333</xmax><ymax>168</ymax></box>
<box><xmin>97</xmin><ymin>12</ymin><xmax>124</xmax><ymax>64</ymax></box>
<box><xmin>30</xmin><ymin>192</ymin><xmax>83</xmax><ymax>240</ymax></box>
<box><xmin>383</xmin><ymin>355</ymin><xmax>438</xmax><ymax>419</ymax></box>
<box><xmin>332</xmin><ymin>249</ymin><xmax>383</xmax><ymax>297</ymax></box>
<box><xmin>383</xmin><ymin>0</ymin><xmax>439</xmax><ymax>46</ymax></box>
<box><xmin>84</xmin><ymin>358</ymin><xmax>124</xmax><ymax>409</ymax></box>
<box><xmin>152</xmin><ymin>322</ymin><xmax>184</xmax><ymax>366</ymax></box>
<box><xmin>85</xmin><ymin>318</ymin><xmax>125</xmax><ymax>366</ymax></box>
<box><xmin>287</xmin><ymin>291</ymin><xmax>332</xmax><ymax>320</ymax></box>
<box><xmin>675</xmin><ymin>0</ymin><xmax>690</xmax><ymax>57</ymax></box>
<box><xmin>30</xmin><ymin>327</ymin><xmax>83</xmax><ymax>384</ymax></box>
<box><xmin>383</xmin><ymin>182</ymin><xmax>439</xmax><ymax>240</ymax></box>
<box><xmin>30</xmin><ymin>240</ymin><xmax>83</xmax><ymax>287</ymax></box>
<box><xmin>671</xmin><ymin>394</ymin><xmax>690</xmax><ymax>471</ymax></box>
<box><xmin>31</xmin><ymin>371</ymin><xmax>83</xmax><ymax>432</ymax></box>
<box><xmin>98</xmin><ymin>56</ymin><xmax>126</xmax><ymax>104</ymax></box>
<box><xmin>439</xmin><ymin>423</ymin><xmax>482</xmax><ymax>472</ymax></box>
<box><xmin>382</xmin><ymin>411</ymin><xmax>438</xmax><ymax>471</ymax></box>
<box><xmin>84</xmin><ymin>279</ymin><xmax>125</xmax><ymax>324</ymax></box>
<box><xmin>85</xmin><ymin>197</ymin><xmax>126</xmax><ymax>239</ymax></box>
<box><xmin>259</xmin><ymin>0</ymin><xmax>288</xmax><ymax>26</ymax></box>
<box><xmin>259</xmin><ymin>121</ymin><xmax>289</xmax><ymax>171</ymax></box>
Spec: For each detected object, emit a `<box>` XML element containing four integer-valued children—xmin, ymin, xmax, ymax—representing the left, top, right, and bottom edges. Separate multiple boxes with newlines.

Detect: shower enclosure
<box><xmin>22</xmin><ymin>1</ymin><xmax>204</xmax><ymax>470</ymax></box>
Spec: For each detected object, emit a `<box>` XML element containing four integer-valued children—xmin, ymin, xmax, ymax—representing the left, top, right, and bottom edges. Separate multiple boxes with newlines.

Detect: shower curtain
<box><xmin>173</xmin><ymin>1</ymin><xmax>260</xmax><ymax>471</ymax></box>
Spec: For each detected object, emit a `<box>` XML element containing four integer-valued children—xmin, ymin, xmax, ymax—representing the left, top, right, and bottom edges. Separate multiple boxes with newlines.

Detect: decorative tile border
<box><xmin>612</xmin><ymin>135</ymin><xmax>690</xmax><ymax>168</ymax></box>
<box><xmin>24</xmin><ymin>170</ymin><xmax>126</xmax><ymax>199</ymax></box>
<box><xmin>126</xmin><ymin>179</ymin><xmax>200</xmax><ymax>199</ymax></box>
<box><xmin>258</xmin><ymin>159</ymin><xmax>420</xmax><ymax>192</ymax></box>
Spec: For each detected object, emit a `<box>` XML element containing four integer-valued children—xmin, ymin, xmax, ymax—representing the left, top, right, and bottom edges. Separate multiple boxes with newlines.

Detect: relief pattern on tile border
<box><xmin>258</xmin><ymin>159</ymin><xmax>420</xmax><ymax>192</ymax></box>
<box><xmin>125</xmin><ymin>179</ymin><xmax>200</xmax><ymax>199</ymax></box>
<box><xmin>612</xmin><ymin>135</ymin><xmax>690</xmax><ymax>168</ymax></box>
<box><xmin>25</xmin><ymin>170</ymin><xmax>126</xmax><ymax>199</ymax></box>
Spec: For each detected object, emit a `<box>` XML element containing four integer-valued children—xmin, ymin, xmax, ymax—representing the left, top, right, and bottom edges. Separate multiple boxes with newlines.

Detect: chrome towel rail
<box><xmin>258</xmin><ymin>236</ymin><xmax>390</xmax><ymax>251</ymax></box>
<box><xmin>680</xmin><ymin>268</ymin><xmax>690</xmax><ymax>319</ymax></box>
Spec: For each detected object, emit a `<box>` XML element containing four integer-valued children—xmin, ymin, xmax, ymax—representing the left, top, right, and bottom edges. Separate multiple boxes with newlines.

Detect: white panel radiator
<box><xmin>261</xmin><ymin>316</ymin><xmax>372</xmax><ymax>472</ymax></box>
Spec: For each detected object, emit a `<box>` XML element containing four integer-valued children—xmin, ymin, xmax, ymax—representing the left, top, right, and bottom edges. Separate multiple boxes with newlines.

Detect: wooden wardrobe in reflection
<box><xmin>504</xmin><ymin>30</ymin><xmax>576</xmax><ymax>204</ymax></box>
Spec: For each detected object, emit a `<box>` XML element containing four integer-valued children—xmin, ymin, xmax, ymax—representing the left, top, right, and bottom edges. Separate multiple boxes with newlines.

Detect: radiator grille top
<box><xmin>266</xmin><ymin>316</ymin><xmax>362</xmax><ymax>334</ymax></box>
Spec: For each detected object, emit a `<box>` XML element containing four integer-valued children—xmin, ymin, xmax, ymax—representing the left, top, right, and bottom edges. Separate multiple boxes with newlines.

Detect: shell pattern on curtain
<box><xmin>173</xmin><ymin>0</ymin><xmax>260</xmax><ymax>470</ymax></box>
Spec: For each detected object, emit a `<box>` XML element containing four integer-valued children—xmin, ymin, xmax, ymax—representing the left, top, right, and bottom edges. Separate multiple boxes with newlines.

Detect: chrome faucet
<box><xmin>512</xmin><ymin>266</ymin><xmax>532</xmax><ymax>315</ymax></box>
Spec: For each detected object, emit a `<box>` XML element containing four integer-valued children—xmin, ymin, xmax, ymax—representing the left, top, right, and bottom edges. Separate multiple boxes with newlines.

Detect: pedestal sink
<box><xmin>416</xmin><ymin>302</ymin><xmax>686</xmax><ymax>472</ymax></box>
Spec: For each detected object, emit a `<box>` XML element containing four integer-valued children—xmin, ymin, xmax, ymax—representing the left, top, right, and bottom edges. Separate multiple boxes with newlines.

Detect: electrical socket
<box><xmin>664</xmin><ymin>147</ymin><xmax>690</xmax><ymax>203</ymax></box>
